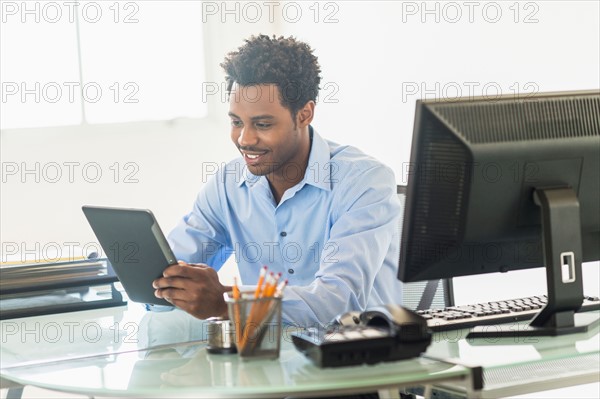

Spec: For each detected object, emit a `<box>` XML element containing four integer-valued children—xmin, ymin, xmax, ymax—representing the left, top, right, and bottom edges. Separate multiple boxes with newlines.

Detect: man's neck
<box><xmin>268</xmin><ymin>127</ymin><xmax>313</xmax><ymax>204</ymax></box>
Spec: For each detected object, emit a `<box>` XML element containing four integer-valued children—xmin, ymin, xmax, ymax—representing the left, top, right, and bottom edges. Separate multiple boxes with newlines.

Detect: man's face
<box><xmin>229</xmin><ymin>84</ymin><xmax>304</xmax><ymax>178</ymax></box>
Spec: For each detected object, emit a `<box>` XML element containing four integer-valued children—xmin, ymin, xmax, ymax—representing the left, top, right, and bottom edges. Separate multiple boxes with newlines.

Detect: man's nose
<box><xmin>238</xmin><ymin>127</ymin><xmax>259</xmax><ymax>147</ymax></box>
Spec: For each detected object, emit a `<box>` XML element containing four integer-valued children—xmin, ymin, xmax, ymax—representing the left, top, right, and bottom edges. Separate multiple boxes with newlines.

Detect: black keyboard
<box><xmin>419</xmin><ymin>295</ymin><xmax>600</xmax><ymax>332</ymax></box>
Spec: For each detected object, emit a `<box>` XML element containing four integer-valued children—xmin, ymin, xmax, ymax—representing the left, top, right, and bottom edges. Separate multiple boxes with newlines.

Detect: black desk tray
<box><xmin>0</xmin><ymin>259</ymin><xmax>127</xmax><ymax>320</ymax></box>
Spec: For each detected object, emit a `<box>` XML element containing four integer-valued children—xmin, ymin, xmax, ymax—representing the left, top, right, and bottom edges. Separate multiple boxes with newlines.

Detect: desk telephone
<box><xmin>291</xmin><ymin>304</ymin><xmax>432</xmax><ymax>368</ymax></box>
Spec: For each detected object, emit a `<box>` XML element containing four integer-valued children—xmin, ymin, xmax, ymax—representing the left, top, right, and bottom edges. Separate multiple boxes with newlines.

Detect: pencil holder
<box><xmin>224</xmin><ymin>291</ymin><xmax>282</xmax><ymax>360</ymax></box>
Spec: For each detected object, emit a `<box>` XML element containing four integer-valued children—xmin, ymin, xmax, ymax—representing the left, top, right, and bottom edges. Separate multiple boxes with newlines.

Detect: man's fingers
<box><xmin>154</xmin><ymin>288</ymin><xmax>189</xmax><ymax>306</ymax></box>
<box><xmin>162</xmin><ymin>263</ymin><xmax>210</xmax><ymax>278</ymax></box>
<box><xmin>161</xmin><ymin>264</ymin><xmax>192</xmax><ymax>279</ymax></box>
<box><xmin>152</xmin><ymin>265</ymin><xmax>213</xmax><ymax>289</ymax></box>
<box><xmin>153</xmin><ymin>261</ymin><xmax>224</xmax><ymax>319</ymax></box>
<box><xmin>153</xmin><ymin>276</ymin><xmax>174</xmax><ymax>289</ymax></box>
<box><xmin>154</xmin><ymin>287</ymin><xmax>180</xmax><ymax>300</ymax></box>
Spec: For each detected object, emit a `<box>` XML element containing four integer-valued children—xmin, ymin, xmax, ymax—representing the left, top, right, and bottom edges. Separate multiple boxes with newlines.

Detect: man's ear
<box><xmin>296</xmin><ymin>101</ymin><xmax>315</xmax><ymax>128</ymax></box>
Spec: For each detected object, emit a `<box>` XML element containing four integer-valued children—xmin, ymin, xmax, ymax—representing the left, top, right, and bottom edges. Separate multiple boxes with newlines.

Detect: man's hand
<box><xmin>152</xmin><ymin>261</ymin><xmax>230</xmax><ymax>320</ymax></box>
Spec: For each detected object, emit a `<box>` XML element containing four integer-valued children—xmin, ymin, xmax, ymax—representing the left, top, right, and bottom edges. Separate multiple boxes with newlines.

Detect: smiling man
<box><xmin>152</xmin><ymin>35</ymin><xmax>402</xmax><ymax>327</ymax></box>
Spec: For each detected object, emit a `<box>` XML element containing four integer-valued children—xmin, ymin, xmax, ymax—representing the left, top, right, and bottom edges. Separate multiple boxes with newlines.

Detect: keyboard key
<box><xmin>426</xmin><ymin>294</ymin><xmax>600</xmax><ymax>331</ymax></box>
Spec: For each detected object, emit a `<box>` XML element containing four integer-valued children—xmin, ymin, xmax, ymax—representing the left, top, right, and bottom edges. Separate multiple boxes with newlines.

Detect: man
<box><xmin>153</xmin><ymin>35</ymin><xmax>402</xmax><ymax>327</ymax></box>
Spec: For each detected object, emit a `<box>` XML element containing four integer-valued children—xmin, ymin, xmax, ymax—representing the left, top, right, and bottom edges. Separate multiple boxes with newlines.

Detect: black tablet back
<box><xmin>82</xmin><ymin>206</ymin><xmax>176</xmax><ymax>306</ymax></box>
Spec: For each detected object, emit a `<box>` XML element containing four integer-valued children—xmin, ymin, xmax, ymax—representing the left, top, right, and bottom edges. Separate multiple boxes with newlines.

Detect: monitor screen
<box><xmin>398</xmin><ymin>90</ymin><xmax>600</xmax><ymax>337</ymax></box>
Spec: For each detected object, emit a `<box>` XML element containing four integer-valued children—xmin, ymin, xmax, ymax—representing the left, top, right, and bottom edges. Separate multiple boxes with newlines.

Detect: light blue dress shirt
<box><xmin>167</xmin><ymin>128</ymin><xmax>403</xmax><ymax>327</ymax></box>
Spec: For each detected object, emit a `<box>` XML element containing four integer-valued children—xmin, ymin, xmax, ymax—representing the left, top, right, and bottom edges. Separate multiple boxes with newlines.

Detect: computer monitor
<box><xmin>398</xmin><ymin>90</ymin><xmax>600</xmax><ymax>337</ymax></box>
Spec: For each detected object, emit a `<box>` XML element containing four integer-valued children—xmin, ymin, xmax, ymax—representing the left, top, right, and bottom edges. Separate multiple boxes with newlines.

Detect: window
<box><xmin>1</xmin><ymin>1</ymin><xmax>207</xmax><ymax>129</ymax></box>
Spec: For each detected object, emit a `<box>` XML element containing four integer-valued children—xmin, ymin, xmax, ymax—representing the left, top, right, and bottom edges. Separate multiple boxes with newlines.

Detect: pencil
<box><xmin>263</xmin><ymin>272</ymin><xmax>281</xmax><ymax>298</ymax></box>
<box><xmin>261</xmin><ymin>272</ymin><xmax>277</xmax><ymax>298</ymax></box>
<box><xmin>275</xmin><ymin>279</ymin><xmax>288</xmax><ymax>297</ymax></box>
<box><xmin>232</xmin><ymin>276</ymin><xmax>240</xmax><ymax>300</ymax></box>
<box><xmin>244</xmin><ymin>274</ymin><xmax>285</xmax><ymax>354</ymax></box>
<box><xmin>232</xmin><ymin>277</ymin><xmax>241</xmax><ymax>349</ymax></box>
<box><xmin>239</xmin><ymin>267</ymin><xmax>269</xmax><ymax>352</ymax></box>
<box><xmin>253</xmin><ymin>266</ymin><xmax>268</xmax><ymax>298</ymax></box>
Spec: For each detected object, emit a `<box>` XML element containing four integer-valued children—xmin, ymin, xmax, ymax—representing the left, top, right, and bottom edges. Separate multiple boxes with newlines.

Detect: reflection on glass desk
<box><xmin>1</xmin><ymin>342</ymin><xmax>469</xmax><ymax>398</ymax></box>
<box><xmin>1</xmin><ymin>303</ymin><xmax>194</xmax><ymax>369</ymax></box>
<box><xmin>1</xmin><ymin>305</ymin><xmax>597</xmax><ymax>398</ymax></box>
<box><xmin>1</xmin><ymin>304</ymin><xmax>471</xmax><ymax>398</ymax></box>
<box><xmin>425</xmin><ymin>311</ymin><xmax>600</xmax><ymax>398</ymax></box>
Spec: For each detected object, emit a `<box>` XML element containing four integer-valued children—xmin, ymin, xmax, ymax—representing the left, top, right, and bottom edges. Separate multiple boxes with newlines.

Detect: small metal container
<box><xmin>206</xmin><ymin>317</ymin><xmax>237</xmax><ymax>354</ymax></box>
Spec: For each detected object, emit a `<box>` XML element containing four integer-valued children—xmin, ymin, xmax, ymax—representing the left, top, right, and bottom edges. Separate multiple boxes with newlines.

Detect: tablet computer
<box><xmin>82</xmin><ymin>205</ymin><xmax>176</xmax><ymax>306</ymax></box>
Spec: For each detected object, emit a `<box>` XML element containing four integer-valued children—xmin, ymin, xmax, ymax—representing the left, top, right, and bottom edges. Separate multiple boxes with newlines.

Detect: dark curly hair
<box><xmin>221</xmin><ymin>35</ymin><xmax>322</xmax><ymax>119</ymax></box>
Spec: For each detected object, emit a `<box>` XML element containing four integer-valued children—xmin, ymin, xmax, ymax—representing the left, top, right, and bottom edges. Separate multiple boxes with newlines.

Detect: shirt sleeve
<box><xmin>167</xmin><ymin>169</ymin><xmax>231</xmax><ymax>271</ymax></box>
<box><xmin>280</xmin><ymin>165</ymin><xmax>401</xmax><ymax>327</ymax></box>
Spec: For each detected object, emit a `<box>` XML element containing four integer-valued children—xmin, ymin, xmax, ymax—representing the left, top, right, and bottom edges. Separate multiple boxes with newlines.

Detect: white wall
<box><xmin>1</xmin><ymin>9</ymin><xmax>283</xmax><ymax>257</ymax></box>
<box><xmin>277</xmin><ymin>0</ymin><xmax>600</xmax><ymax>182</ymax></box>
<box><xmin>1</xmin><ymin>1</ymin><xmax>599</xmax><ymax>296</ymax></box>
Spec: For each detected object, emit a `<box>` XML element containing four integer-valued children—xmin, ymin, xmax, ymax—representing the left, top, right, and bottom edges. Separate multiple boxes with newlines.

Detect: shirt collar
<box><xmin>303</xmin><ymin>127</ymin><xmax>332</xmax><ymax>191</ymax></box>
<box><xmin>238</xmin><ymin>126</ymin><xmax>332</xmax><ymax>192</ymax></box>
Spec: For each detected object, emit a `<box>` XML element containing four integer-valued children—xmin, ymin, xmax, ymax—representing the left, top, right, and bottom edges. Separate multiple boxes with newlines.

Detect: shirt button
<box><xmin>280</xmin><ymin>231</ymin><xmax>287</xmax><ymax>237</ymax></box>
<box><xmin>288</xmin><ymin>268</ymin><xmax>294</xmax><ymax>274</ymax></box>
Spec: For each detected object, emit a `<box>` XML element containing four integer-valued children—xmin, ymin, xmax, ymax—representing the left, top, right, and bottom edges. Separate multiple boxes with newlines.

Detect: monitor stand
<box><xmin>468</xmin><ymin>187</ymin><xmax>599</xmax><ymax>339</ymax></box>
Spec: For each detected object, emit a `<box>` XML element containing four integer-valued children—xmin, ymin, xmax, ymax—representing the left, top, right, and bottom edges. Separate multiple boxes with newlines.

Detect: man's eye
<box><xmin>256</xmin><ymin>123</ymin><xmax>272</xmax><ymax>129</ymax></box>
<box><xmin>231</xmin><ymin>120</ymin><xmax>243</xmax><ymax>127</ymax></box>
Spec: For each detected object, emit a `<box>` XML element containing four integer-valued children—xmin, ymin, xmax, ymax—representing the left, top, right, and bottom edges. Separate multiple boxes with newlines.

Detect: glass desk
<box><xmin>425</xmin><ymin>311</ymin><xmax>600</xmax><ymax>398</ymax></box>
<box><xmin>1</xmin><ymin>304</ymin><xmax>473</xmax><ymax>398</ymax></box>
<box><xmin>2</xmin><ymin>304</ymin><xmax>597</xmax><ymax>398</ymax></box>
